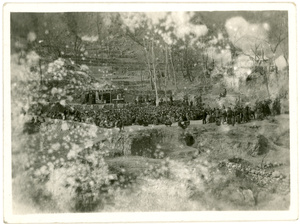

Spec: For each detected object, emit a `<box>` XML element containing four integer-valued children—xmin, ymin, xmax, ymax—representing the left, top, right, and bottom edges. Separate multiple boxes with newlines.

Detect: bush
<box><xmin>11</xmin><ymin>52</ymin><xmax>114</xmax><ymax>213</ymax></box>
<box><xmin>45</xmin><ymin>156</ymin><xmax>110</xmax><ymax>212</ymax></box>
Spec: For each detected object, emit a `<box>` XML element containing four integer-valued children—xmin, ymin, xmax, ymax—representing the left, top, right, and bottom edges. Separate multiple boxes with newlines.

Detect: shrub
<box><xmin>11</xmin><ymin>52</ymin><xmax>113</xmax><ymax>213</ymax></box>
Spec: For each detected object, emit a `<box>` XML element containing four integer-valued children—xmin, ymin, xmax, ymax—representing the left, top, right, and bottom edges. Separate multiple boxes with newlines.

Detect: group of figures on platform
<box><xmin>82</xmin><ymin>90</ymin><xmax>124</xmax><ymax>104</ymax></box>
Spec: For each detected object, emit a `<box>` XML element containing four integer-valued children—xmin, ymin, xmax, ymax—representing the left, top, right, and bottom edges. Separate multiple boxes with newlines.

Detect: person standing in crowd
<box><xmin>242</xmin><ymin>106</ymin><xmax>248</xmax><ymax>123</ymax></box>
<box><xmin>211</xmin><ymin>108</ymin><xmax>216</xmax><ymax>123</ymax></box>
<box><xmin>84</xmin><ymin>91</ymin><xmax>89</xmax><ymax>104</ymax></box>
<box><xmin>197</xmin><ymin>94</ymin><xmax>202</xmax><ymax>107</ymax></box>
<box><xmin>263</xmin><ymin>99</ymin><xmax>272</xmax><ymax>117</ymax></box>
<box><xmin>215</xmin><ymin>108</ymin><xmax>221</xmax><ymax>126</ymax></box>
<box><xmin>202</xmin><ymin>107</ymin><xmax>207</xmax><ymax>124</ymax></box>
<box><xmin>169</xmin><ymin>95</ymin><xmax>173</xmax><ymax>105</ymax></box>
<box><xmin>221</xmin><ymin>106</ymin><xmax>227</xmax><ymax>124</ymax></box>
<box><xmin>272</xmin><ymin>97</ymin><xmax>281</xmax><ymax>115</ymax></box>
<box><xmin>206</xmin><ymin>106</ymin><xmax>211</xmax><ymax>124</ymax></box>
<box><xmin>165</xmin><ymin>115</ymin><xmax>172</xmax><ymax>127</ymax></box>
<box><xmin>235</xmin><ymin>105</ymin><xmax>241</xmax><ymax>124</ymax></box>
<box><xmin>231</xmin><ymin>107</ymin><xmax>236</xmax><ymax>126</ymax></box>
<box><xmin>91</xmin><ymin>91</ymin><xmax>96</xmax><ymax>104</ymax></box>
<box><xmin>258</xmin><ymin>104</ymin><xmax>264</xmax><ymax>120</ymax></box>
<box><xmin>159</xmin><ymin>98</ymin><xmax>163</xmax><ymax>106</ymax></box>
<box><xmin>249</xmin><ymin>106</ymin><xmax>255</xmax><ymax>120</ymax></box>
<box><xmin>183</xmin><ymin>94</ymin><xmax>188</xmax><ymax>106</ymax></box>
<box><xmin>116</xmin><ymin>117</ymin><xmax>124</xmax><ymax>131</ymax></box>
<box><xmin>142</xmin><ymin>115</ymin><xmax>149</xmax><ymax>127</ymax></box>
<box><xmin>227</xmin><ymin>107</ymin><xmax>232</xmax><ymax>125</ymax></box>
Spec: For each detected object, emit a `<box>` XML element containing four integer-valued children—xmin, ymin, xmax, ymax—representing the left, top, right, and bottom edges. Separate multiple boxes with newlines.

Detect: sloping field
<box><xmin>13</xmin><ymin>115</ymin><xmax>290</xmax><ymax>212</ymax></box>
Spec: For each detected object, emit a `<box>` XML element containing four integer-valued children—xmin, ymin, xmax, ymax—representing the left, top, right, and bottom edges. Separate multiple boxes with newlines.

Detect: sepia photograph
<box><xmin>2</xmin><ymin>2</ymin><xmax>298</xmax><ymax>223</ymax></box>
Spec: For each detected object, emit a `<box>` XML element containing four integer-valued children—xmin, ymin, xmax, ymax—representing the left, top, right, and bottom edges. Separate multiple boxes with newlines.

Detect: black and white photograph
<box><xmin>2</xmin><ymin>2</ymin><xmax>298</xmax><ymax>223</ymax></box>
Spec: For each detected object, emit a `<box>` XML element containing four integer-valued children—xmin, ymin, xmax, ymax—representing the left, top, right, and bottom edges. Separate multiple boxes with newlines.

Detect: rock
<box><xmin>230</xmin><ymin>190</ymin><xmax>245</xmax><ymax>204</ymax></box>
<box><xmin>242</xmin><ymin>189</ymin><xmax>255</xmax><ymax>206</ymax></box>
<box><xmin>108</xmin><ymin>174</ymin><xmax>118</xmax><ymax>180</ymax></box>
<box><xmin>272</xmin><ymin>171</ymin><xmax>281</xmax><ymax>178</ymax></box>
<box><xmin>249</xmin><ymin>134</ymin><xmax>270</xmax><ymax>156</ymax></box>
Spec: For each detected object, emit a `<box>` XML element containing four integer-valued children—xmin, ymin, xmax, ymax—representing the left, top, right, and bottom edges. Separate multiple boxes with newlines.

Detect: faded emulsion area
<box><xmin>10</xmin><ymin>11</ymin><xmax>290</xmax><ymax>213</ymax></box>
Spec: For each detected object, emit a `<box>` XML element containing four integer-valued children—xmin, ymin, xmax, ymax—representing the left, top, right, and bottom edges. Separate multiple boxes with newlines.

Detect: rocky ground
<box><xmin>13</xmin><ymin>114</ymin><xmax>290</xmax><ymax>212</ymax></box>
<box><xmin>101</xmin><ymin>114</ymin><xmax>290</xmax><ymax>211</ymax></box>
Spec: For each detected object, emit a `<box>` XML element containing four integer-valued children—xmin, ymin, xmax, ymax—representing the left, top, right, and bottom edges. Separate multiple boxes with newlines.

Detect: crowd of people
<box><xmin>44</xmin><ymin>101</ymin><xmax>200</xmax><ymax>128</ymax></box>
<box><xmin>40</xmin><ymin>96</ymin><xmax>281</xmax><ymax>129</ymax></box>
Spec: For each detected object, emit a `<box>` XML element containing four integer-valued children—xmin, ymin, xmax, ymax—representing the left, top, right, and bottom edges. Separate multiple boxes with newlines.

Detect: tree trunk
<box><xmin>164</xmin><ymin>46</ymin><xmax>168</xmax><ymax>97</ymax></box>
<box><xmin>262</xmin><ymin>71</ymin><xmax>271</xmax><ymax>99</ymax></box>
<box><xmin>165</xmin><ymin>45</ymin><xmax>170</xmax><ymax>80</ymax></box>
<box><xmin>150</xmin><ymin>74</ymin><xmax>154</xmax><ymax>90</ymax></box>
<box><xmin>96</xmin><ymin>14</ymin><xmax>102</xmax><ymax>60</ymax></box>
<box><xmin>143</xmin><ymin>39</ymin><xmax>154</xmax><ymax>90</ymax></box>
<box><xmin>158</xmin><ymin>71</ymin><xmax>161</xmax><ymax>90</ymax></box>
<box><xmin>151</xmin><ymin>40</ymin><xmax>159</xmax><ymax>106</ymax></box>
<box><xmin>265</xmin><ymin>80</ymin><xmax>271</xmax><ymax>99</ymax></box>
<box><xmin>272</xmin><ymin>59</ymin><xmax>280</xmax><ymax>88</ymax></box>
<box><xmin>184</xmin><ymin>47</ymin><xmax>193</xmax><ymax>82</ymax></box>
<box><xmin>169</xmin><ymin>48</ymin><xmax>177</xmax><ymax>89</ymax></box>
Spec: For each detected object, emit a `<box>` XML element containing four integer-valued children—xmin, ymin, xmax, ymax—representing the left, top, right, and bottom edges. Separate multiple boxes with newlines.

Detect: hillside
<box><xmin>12</xmin><ymin>114</ymin><xmax>290</xmax><ymax>212</ymax></box>
<box><xmin>9</xmin><ymin>11</ymin><xmax>291</xmax><ymax>215</ymax></box>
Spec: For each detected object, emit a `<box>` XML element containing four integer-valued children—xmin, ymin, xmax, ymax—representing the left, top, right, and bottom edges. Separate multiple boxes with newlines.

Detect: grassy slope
<box><xmin>12</xmin><ymin>112</ymin><xmax>290</xmax><ymax>212</ymax></box>
<box><xmin>103</xmin><ymin>114</ymin><xmax>290</xmax><ymax>211</ymax></box>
